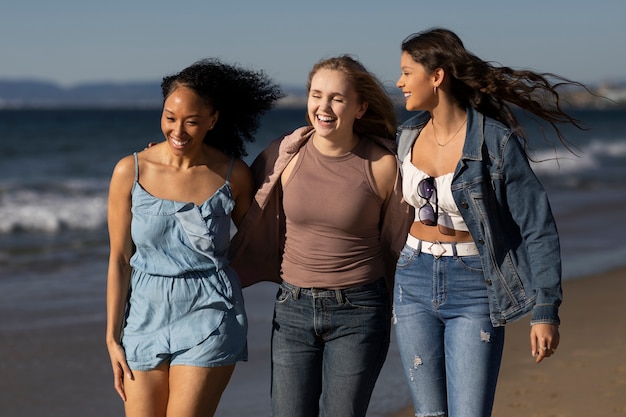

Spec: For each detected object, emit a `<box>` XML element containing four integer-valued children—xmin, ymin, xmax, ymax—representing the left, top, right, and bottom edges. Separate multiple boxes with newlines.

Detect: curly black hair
<box><xmin>161</xmin><ymin>58</ymin><xmax>284</xmax><ymax>157</ymax></box>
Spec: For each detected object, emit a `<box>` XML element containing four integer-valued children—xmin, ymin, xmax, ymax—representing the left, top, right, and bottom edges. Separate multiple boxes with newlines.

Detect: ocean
<box><xmin>1</xmin><ymin>107</ymin><xmax>625</xmax><ymax>416</ymax></box>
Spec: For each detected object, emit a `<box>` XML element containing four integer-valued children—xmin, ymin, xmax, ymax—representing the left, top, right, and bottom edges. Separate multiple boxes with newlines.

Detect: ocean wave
<box><xmin>0</xmin><ymin>179</ymin><xmax>108</xmax><ymax>234</ymax></box>
<box><xmin>1</xmin><ymin>138</ymin><xmax>624</xmax><ymax>235</ymax></box>
<box><xmin>530</xmin><ymin>138</ymin><xmax>626</xmax><ymax>180</ymax></box>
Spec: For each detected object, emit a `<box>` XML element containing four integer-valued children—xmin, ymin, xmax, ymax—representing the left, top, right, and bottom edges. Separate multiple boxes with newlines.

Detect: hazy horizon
<box><xmin>2</xmin><ymin>1</ymin><xmax>625</xmax><ymax>89</ymax></box>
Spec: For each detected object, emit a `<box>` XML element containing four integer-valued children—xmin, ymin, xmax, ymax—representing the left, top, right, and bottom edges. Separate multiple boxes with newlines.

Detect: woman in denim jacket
<box><xmin>393</xmin><ymin>28</ymin><xmax>584</xmax><ymax>417</ymax></box>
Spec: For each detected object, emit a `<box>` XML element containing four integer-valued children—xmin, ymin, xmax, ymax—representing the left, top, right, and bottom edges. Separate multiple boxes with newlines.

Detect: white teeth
<box><xmin>317</xmin><ymin>115</ymin><xmax>335</xmax><ymax>122</ymax></box>
<box><xmin>171</xmin><ymin>138</ymin><xmax>190</xmax><ymax>147</ymax></box>
<box><xmin>404</xmin><ymin>93</ymin><xmax>412</xmax><ymax>98</ymax></box>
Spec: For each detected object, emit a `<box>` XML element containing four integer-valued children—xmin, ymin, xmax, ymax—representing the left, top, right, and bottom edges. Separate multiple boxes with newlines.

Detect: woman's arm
<box><xmin>229</xmin><ymin>158</ymin><xmax>254</xmax><ymax>228</ymax></box>
<box><xmin>105</xmin><ymin>155</ymin><xmax>136</xmax><ymax>401</ymax></box>
<box><xmin>501</xmin><ymin>135</ymin><xmax>562</xmax><ymax>363</ymax></box>
<box><xmin>370</xmin><ymin>146</ymin><xmax>398</xmax><ymax>202</ymax></box>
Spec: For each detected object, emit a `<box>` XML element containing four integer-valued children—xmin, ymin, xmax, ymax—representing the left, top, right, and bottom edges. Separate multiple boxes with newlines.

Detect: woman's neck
<box><xmin>430</xmin><ymin>105</ymin><xmax>467</xmax><ymax>138</ymax></box>
<box><xmin>311</xmin><ymin>132</ymin><xmax>360</xmax><ymax>156</ymax></box>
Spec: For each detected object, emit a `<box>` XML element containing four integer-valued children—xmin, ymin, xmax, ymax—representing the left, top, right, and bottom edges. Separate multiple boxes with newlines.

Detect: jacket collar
<box><xmin>398</xmin><ymin>107</ymin><xmax>485</xmax><ymax>163</ymax></box>
<box><xmin>461</xmin><ymin>107</ymin><xmax>485</xmax><ymax>162</ymax></box>
<box><xmin>399</xmin><ymin>110</ymin><xmax>430</xmax><ymax>130</ymax></box>
<box><xmin>281</xmin><ymin>126</ymin><xmax>314</xmax><ymax>154</ymax></box>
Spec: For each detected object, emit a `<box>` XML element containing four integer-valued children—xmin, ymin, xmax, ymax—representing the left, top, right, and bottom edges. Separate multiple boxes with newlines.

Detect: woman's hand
<box><xmin>107</xmin><ymin>341</ymin><xmax>134</xmax><ymax>401</ymax></box>
<box><xmin>530</xmin><ymin>323</ymin><xmax>560</xmax><ymax>363</ymax></box>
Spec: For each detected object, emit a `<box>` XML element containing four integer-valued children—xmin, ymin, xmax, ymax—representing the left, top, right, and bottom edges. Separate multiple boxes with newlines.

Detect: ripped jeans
<box><xmin>393</xmin><ymin>243</ymin><xmax>505</xmax><ymax>417</ymax></box>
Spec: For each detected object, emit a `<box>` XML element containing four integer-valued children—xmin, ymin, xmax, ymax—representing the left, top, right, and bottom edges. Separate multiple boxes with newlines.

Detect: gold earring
<box><xmin>434</xmin><ymin>86</ymin><xmax>438</xmax><ymax>95</ymax></box>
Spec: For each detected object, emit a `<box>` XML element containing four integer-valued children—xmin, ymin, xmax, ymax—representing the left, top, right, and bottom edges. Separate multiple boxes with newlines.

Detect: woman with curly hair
<box><xmin>105</xmin><ymin>58</ymin><xmax>282</xmax><ymax>417</ymax></box>
<box><xmin>393</xmin><ymin>28</ymin><xmax>584</xmax><ymax>417</ymax></box>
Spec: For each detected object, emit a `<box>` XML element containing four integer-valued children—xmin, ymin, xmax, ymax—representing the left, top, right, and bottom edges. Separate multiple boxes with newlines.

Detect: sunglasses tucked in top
<box><xmin>417</xmin><ymin>176</ymin><xmax>438</xmax><ymax>226</ymax></box>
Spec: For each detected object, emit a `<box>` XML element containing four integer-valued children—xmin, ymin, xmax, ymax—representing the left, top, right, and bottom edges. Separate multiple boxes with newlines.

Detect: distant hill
<box><xmin>0</xmin><ymin>79</ymin><xmax>623</xmax><ymax>109</ymax></box>
<box><xmin>0</xmin><ymin>79</ymin><xmax>309</xmax><ymax>109</ymax></box>
<box><xmin>0</xmin><ymin>80</ymin><xmax>162</xmax><ymax>108</ymax></box>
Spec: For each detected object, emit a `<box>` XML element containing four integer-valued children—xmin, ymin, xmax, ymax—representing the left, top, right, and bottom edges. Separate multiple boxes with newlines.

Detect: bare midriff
<box><xmin>410</xmin><ymin>221</ymin><xmax>474</xmax><ymax>243</ymax></box>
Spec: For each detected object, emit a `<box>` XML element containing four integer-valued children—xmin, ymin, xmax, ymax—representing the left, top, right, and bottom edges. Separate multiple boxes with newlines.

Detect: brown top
<box><xmin>228</xmin><ymin>126</ymin><xmax>413</xmax><ymax>290</ymax></box>
<box><xmin>281</xmin><ymin>137</ymin><xmax>385</xmax><ymax>289</ymax></box>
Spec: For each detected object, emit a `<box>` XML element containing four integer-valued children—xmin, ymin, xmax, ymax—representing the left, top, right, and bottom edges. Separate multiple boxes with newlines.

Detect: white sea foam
<box><xmin>0</xmin><ymin>180</ymin><xmax>108</xmax><ymax>234</ymax></box>
<box><xmin>530</xmin><ymin>138</ymin><xmax>626</xmax><ymax>177</ymax></box>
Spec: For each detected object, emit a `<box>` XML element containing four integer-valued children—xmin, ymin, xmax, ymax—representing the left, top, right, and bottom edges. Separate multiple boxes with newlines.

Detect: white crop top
<box><xmin>402</xmin><ymin>153</ymin><xmax>469</xmax><ymax>232</ymax></box>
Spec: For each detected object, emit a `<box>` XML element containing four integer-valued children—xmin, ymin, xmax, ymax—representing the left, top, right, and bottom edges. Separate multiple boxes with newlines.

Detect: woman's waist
<box><xmin>281</xmin><ymin>256</ymin><xmax>384</xmax><ymax>290</ymax></box>
<box><xmin>405</xmin><ymin>232</ymin><xmax>479</xmax><ymax>258</ymax></box>
<box><xmin>409</xmin><ymin>221</ymin><xmax>473</xmax><ymax>243</ymax></box>
<box><xmin>130</xmin><ymin>251</ymin><xmax>227</xmax><ymax>276</ymax></box>
<box><xmin>131</xmin><ymin>267</ymin><xmax>224</xmax><ymax>279</ymax></box>
<box><xmin>280</xmin><ymin>276</ymin><xmax>386</xmax><ymax>294</ymax></box>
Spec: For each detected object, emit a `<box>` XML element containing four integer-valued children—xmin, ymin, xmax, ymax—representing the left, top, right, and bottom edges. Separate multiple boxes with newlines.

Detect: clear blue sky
<box><xmin>2</xmin><ymin>0</ymin><xmax>624</xmax><ymax>88</ymax></box>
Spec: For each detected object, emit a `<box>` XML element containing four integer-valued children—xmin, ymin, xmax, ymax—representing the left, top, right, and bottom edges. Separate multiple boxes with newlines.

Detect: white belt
<box><xmin>406</xmin><ymin>234</ymin><xmax>479</xmax><ymax>258</ymax></box>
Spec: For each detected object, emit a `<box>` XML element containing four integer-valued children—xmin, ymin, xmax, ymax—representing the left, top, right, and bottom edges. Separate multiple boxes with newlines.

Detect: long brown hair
<box><xmin>402</xmin><ymin>28</ymin><xmax>586</xmax><ymax>150</ymax></box>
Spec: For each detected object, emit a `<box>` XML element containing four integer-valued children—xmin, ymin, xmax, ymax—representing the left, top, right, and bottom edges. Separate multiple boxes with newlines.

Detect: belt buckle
<box><xmin>428</xmin><ymin>240</ymin><xmax>447</xmax><ymax>259</ymax></box>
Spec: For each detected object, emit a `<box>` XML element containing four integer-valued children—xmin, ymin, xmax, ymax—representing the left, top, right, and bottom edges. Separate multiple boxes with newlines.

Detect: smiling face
<box><xmin>396</xmin><ymin>51</ymin><xmax>436</xmax><ymax>112</ymax></box>
<box><xmin>161</xmin><ymin>86</ymin><xmax>218</xmax><ymax>155</ymax></box>
<box><xmin>307</xmin><ymin>68</ymin><xmax>366</xmax><ymax>141</ymax></box>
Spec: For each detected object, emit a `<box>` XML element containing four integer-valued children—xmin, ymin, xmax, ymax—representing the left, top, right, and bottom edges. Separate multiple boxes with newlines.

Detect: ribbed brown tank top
<box><xmin>281</xmin><ymin>137</ymin><xmax>385</xmax><ymax>289</ymax></box>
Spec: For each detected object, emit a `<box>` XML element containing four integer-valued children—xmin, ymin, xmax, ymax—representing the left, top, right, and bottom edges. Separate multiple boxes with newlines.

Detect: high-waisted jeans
<box><xmin>271</xmin><ymin>278</ymin><xmax>390</xmax><ymax>417</ymax></box>
<box><xmin>393</xmin><ymin>243</ymin><xmax>505</xmax><ymax>417</ymax></box>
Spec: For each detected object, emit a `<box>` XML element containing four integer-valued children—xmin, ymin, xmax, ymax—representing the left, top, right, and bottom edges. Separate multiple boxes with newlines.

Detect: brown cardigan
<box><xmin>229</xmin><ymin>126</ymin><xmax>413</xmax><ymax>289</ymax></box>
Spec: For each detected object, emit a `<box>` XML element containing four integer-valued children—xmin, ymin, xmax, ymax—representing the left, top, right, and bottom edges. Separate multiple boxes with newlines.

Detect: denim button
<box><xmin>485</xmin><ymin>279</ymin><xmax>492</xmax><ymax>286</ymax></box>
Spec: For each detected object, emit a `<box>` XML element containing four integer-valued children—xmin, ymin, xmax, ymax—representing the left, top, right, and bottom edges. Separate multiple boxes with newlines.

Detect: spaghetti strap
<box><xmin>225</xmin><ymin>157</ymin><xmax>235</xmax><ymax>182</ymax></box>
<box><xmin>133</xmin><ymin>152</ymin><xmax>139</xmax><ymax>182</ymax></box>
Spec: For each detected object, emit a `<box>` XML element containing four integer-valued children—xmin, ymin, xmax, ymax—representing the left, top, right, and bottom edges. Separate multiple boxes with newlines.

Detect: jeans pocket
<box><xmin>344</xmin><ymin>287</ymin><xmax>388</xmax><ymax>312</ymax></box>
<box><xmin>396</xmin><ymin>244</ymin><xmax>418</xmax><ymax>269</ymax></box>
<box><xmin>275</xmin><ymin>285</ymin><xmax>292</xmax><ymax>305</ymax></box>
<box><xmin>456</xmin><ymin>254</ymin><xmax>483</xmax><ymax>272</ymax></box>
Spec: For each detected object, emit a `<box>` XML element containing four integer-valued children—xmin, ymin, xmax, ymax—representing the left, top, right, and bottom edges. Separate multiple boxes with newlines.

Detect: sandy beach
<box><xmin>392</xmin><ymin>267</ymin><xmax>626</xmax><ymax>417</ymax></box>
<box><xmin>1</xmin><ymin>267</ymin><xmax>624</xmax><ymax>417</ymax></box>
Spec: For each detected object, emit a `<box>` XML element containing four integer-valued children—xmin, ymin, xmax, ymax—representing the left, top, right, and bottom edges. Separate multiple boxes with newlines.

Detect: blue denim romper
<box><xmin>122</xmin><ymin>153</ymin><xmax>247</xmax><ymax>370</ymax></box>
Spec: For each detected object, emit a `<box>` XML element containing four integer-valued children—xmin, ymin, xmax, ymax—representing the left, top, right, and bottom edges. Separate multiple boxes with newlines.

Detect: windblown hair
<box><xmin>402</xmin><ymin>28</ymin><xmax>585</xmax><ymax>149</ymax></box>
<box><xmin>161</xmin><ymin>58</ymin><xmax>284</xmax><ymax>157</ymax></box>
<box><xmin>306</xmin><ymin>55</ymin><xmax>397</xmax><ymax>140</ymax></box>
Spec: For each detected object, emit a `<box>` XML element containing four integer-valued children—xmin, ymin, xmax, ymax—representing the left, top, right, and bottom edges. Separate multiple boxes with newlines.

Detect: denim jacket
<box><xmin>397</xmin><ymin>108</ymin><xmax>562</xmax><ymax>327</ymax></box>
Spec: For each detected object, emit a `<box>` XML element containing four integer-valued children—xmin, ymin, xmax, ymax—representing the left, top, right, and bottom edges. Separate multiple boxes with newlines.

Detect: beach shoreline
<box><xmin>390</xmin><ymin>266</ymin><xmax>626</xmax><ymax>417</ymax></box>
<box><xmin>1</xmin><ymin>267</ymin><xmax>624</xmax><ymax>417</ymax></box>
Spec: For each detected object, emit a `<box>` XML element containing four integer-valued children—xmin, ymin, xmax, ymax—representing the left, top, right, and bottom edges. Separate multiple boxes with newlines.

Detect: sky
<box><xmin>2</xmin><ymin>0</ymin><xmax>625</xmax><ymax>89</ymax></box>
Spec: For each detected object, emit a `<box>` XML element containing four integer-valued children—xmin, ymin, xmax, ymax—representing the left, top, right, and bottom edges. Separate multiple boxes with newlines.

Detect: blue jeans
<box><xmin>271</xmin><ymin>278</ymin><xmax>391</xmax><ymax>417</ymax></box>
<box><xmin>393</xmin><ymin>244</ymin><xmax>505</xmax><ymax>417</ymax></box>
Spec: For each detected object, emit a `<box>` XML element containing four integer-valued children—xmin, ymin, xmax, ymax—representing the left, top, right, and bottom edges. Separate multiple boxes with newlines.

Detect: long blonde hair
<box><xmin>306</xmin><ymin>55</ymin><xmax>397</xmax><ymax>140</ymax></box>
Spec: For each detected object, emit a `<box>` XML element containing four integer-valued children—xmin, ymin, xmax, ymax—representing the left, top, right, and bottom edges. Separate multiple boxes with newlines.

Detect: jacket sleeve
<box><xmin>376</xmin><ymin>132</ymin><xmax>414</xmax><ymax>292</ymax></box>
<box><xmin>229</xmin><ymin>138</ymin><xmax>285</xmax><ymax>287</ymax></box>
<box><xmin>501</xmin><ymin>134</ymin><xmax>562</xmax><ymax>325</ymax></box>
<box><xmin>380</xmin><ymin>169</ymin><xmax>413</xmax><ymax>291</ymax></box>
